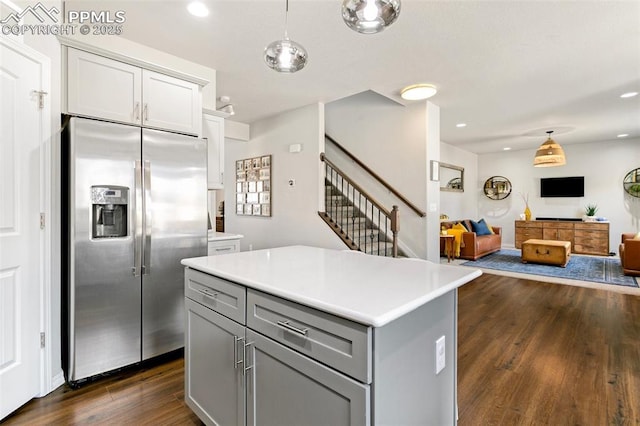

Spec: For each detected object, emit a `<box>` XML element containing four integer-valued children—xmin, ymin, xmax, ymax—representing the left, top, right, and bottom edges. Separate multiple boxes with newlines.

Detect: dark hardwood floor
<box><xmin>3</xmin><ymin>273</ymin><xmax>639</xmax><ymax>425</ymax></box>
<box><xmin>458</xmin><ymin>274</ymin><xmax>640</xmax><ymax>425</ymax></box>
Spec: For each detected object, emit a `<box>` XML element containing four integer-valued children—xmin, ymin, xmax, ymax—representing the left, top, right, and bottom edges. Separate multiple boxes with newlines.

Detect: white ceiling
<box><xmin>77</xmin><ymin>0</ymin><xmax>639</xmax><ymax>154</ymax></box>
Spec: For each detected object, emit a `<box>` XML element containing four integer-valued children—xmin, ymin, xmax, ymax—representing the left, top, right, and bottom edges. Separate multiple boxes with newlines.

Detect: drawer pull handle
<box><xmin>215</xmin><ymin>247</ymin><xmax>232</xmax><ymax>252</ymax></box>
<box><xmin>276</xmin><ymin>320</ymin><xmax>309</xmax><ymax>336</ymax></box>
<box><xmin>199</xmin><ymin>288</ymin><xmax>218</xmax><ymax>298</ymax></box>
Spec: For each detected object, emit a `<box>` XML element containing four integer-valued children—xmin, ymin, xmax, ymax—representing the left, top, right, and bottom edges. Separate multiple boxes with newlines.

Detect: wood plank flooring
<box><xmin>3</xmin><ymin>273</ymin><xmax>639</xmax><ymax>425</ymax></box>
<box><xmin>2</xmin><ymin>353</ymin><xmax>202</xmax><ymax>425</ymax></box>
<box><xmin>458</xmin><ymin>273</ymin><xmax>640</xmax><ymax>425</ymax></box>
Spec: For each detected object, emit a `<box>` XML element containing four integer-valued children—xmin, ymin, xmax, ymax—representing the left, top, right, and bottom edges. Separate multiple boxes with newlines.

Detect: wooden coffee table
<box><xmin>521</xmin><ymin>239</ymin><xmax>571</xmax><ymax>267</ymax></box>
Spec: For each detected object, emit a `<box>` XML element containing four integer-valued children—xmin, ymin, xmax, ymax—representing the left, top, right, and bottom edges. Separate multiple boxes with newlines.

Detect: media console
<box><xmin>515</xmin><ymin>220</ymin><xmax>610</xmax><ymax>256</ymax></box>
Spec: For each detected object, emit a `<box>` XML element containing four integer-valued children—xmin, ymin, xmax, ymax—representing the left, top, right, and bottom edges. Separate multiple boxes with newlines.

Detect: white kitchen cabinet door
<box><xmin>142</xmin><ymin>70</ymin><xmax>201</xmax><ymax>135</ymax></box>
<box><xmin>203</xmin><ymin>114</ymin><xmax>224</xmax><ymax>189</ymax></box>
<box><xmin>185</xmin><ymin>298</ymin><xmax>245</xmax><ymax>426</ymax></box>
<box><xmin>67</xmin><ymin>48</ymin><xmax>142</xmax><ymax>125</ymax></box>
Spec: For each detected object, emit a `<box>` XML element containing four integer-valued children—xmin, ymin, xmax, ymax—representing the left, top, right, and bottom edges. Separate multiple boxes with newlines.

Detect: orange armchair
<box><xmin>619</xmin><ymin>233</ymin><xmax>640</xmax><ymax>276</ymax></box>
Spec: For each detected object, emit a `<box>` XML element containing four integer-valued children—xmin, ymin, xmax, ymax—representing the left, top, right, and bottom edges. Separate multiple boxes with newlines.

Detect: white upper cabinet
<box><xmin>142</xmin><ymin>70</ymin><xmax>201</xmax><ymax>135</ymax></box>
<box><xmin>203</xmin><ymin>113</ymin><xmax>224</xmax><ymax>189</ymax></box>
<box><xmin>66</xmin><ymin>48</ymin><xmax>202</xmax><ymax>135</ymax></box>
<box><xmin>67</xmin><ymin>48</ymin><xmax>142</xmax><ymax>125</ymax></box>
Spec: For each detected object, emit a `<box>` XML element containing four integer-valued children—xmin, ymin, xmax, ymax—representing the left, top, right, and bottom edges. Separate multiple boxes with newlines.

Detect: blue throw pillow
<box><xmin>471</xmin><ymin>219</ymin><xmax>492</xmax><ymax>236</ymax></box>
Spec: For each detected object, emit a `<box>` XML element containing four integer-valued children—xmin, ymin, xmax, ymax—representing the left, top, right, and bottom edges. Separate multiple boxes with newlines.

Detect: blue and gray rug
<box><xmin>461</xmin><ymin>249</ymin><xmax>639</xmax><ymax>288</ymax></box>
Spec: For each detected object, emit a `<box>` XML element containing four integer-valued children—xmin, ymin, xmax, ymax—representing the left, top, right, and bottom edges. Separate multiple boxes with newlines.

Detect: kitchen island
<box><xmin>181</xmin><ymin>245</ymin><xmax>481</xmax><ymax>425</ymax></box>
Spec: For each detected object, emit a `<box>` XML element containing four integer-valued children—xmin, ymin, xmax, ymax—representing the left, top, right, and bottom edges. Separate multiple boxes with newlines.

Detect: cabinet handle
<box><xmin>276</xmin><ymin>320</ymin><xmax>309</xmax><ymax>336</ymax></box>
<box><xmin>215</xmin><ymin>247</ymin><xmax>232</xmax><ymax>252</ymax></box>
<box><xmin>198</xmin><ymin>288</ymin><xmax>218</xmax><ymax>298</ymax></box>
<box><xmin>234</xmin><ymin>336</ymin><xmax>244</xmax><ymax>369</ymax></box>
<box><xmin>134</xmin><ymin>102</ymin><xmax>140</xmax><ymax>121</ymax></box>
<box><xmin>243</xmin><ymin>341</ymin><xmax>254</xmax><ymax>376</ymax></box>
<box><xmin>144</xmin><ymin>103</ymin><xmax>149</xmax><ymax>121</ymax></box>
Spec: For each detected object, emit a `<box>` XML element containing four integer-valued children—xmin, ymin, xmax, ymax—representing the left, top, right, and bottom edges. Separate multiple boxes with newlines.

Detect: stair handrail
<box><xmin>325</xmin><ymin>134</ymin><xmax>427</xmax><ymax>218</ymax></box>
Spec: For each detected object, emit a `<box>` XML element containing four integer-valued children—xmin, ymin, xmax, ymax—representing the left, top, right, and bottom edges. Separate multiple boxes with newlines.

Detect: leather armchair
<box><xmin>620</xmin><ymin>233</ymin><xmax>640</xmax><ymax>276</ymax></box>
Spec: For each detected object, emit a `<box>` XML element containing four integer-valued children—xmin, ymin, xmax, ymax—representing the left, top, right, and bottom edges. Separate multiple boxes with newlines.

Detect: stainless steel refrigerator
<box><xmin>62</xmin><ymin>116</ymin><xmax>207</xmax><ymax>384</ymax></box>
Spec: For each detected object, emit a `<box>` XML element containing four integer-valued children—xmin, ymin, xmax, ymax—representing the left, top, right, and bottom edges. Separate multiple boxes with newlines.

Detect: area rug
<box><xmin>461</xmin><ymin>249</ymin><xmax>639</xmax><ymax>288</ymax></box>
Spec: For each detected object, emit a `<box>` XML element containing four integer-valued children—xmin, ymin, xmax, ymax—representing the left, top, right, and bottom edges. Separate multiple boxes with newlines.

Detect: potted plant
<box><xmin>583</xmin><ymin>204</ymin><xmax>598</xmax><ymax>221</ymax></box>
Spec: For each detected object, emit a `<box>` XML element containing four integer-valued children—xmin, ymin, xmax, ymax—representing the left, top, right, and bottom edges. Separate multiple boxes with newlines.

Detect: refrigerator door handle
<box><xmin>133</xmin><ymin>160</ymin><xmax>143</xmax><ymax>277</ymax></box>
<box><xmin>143</xmin><ymin>160</ymin><xmax>152</xmax><ymax>275</ymax></box>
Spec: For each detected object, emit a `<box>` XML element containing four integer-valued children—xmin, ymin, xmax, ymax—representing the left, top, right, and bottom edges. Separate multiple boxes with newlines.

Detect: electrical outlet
<box><xmin>436</xmin><ymin>336</ymin><xmax>445</xmax><ymax>374</ymax></box>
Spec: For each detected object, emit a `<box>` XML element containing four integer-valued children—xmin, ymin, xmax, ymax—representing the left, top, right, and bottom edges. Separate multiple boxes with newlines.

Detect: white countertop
<box><xmin>181</xmin><ymin>245</ymin><xmax>481</xmax><ymax>327</ymax></box>
<box><xmin>207</xmin><ymin>231</ymin><xmax>244</xmax><ymax>242</ymax></box>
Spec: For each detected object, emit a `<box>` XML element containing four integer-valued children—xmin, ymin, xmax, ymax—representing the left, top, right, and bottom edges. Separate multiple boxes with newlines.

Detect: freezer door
<box><xmin>67</xmin><ymin>117</ymin><xmax>142</xmax><ymax>382</ymax></box>
<box><xmin>141</xmin><ymin>128</ymin><xmax>207</xmax><ymax>360</ymax></box>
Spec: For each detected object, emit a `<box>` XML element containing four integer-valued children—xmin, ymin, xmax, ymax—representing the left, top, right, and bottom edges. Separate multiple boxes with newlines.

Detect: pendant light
<box><xmin>342</xmin><ymin>0</ymin><xmax>401</xmax><ymax>34</ymax></box>
<box><xmin>533</xmin><ymin>131</ymin><xmax>566</xmax><ymax>167</ymax></box>
<box><xmin>264</xmin><ymin>0</ymin><xmax>308</xmax><ymax>73</ymax></box>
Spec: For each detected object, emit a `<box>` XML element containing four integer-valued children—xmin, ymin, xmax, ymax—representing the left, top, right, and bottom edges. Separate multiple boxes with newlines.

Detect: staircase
<box><xmin>319</xmin><ymin>179</ymin><xmax>399</xmax><ymax>257</ymax></box>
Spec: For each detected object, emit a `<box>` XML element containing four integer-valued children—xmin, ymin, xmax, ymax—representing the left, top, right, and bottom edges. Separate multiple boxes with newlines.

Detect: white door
<box><xmin>0</xmin><ymin>37</ymin><xmax>47</xmax><ymax>419</ymax></box>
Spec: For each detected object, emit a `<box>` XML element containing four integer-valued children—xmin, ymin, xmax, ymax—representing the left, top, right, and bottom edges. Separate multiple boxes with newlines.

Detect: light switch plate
<box><xmin>436</xmin><ymin>335</ymin><xmax>445</xmax><ymax>374</ymax></box>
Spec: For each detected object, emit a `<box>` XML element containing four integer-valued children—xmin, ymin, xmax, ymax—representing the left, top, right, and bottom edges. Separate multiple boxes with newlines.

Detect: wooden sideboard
<box><xmin>515</xmin><ymin>220</ymin><xmax>610</xmax><ymax>255</ymax></box>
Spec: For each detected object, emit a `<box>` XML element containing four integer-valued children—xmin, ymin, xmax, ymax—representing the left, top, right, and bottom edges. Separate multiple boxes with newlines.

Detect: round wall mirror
<box><xmin>623</xmin><ymin>168</ymin><xmax>640</xmax><ymax>198</ymax></box>
<box><xmin>483</xmin><ymin>176</ymin><xmax>512</xmax><ymax>200</ymax></box>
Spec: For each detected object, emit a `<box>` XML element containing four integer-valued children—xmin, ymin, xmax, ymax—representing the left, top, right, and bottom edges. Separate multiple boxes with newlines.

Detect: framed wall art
<box><xmin>236</xmin><ymin>154</ymin><xmax>272</xmax><ymax>216</ymax></box>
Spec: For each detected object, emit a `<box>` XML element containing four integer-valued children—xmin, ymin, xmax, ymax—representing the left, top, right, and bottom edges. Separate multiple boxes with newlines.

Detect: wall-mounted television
<box><xmin>540</xmin><ymin>176</ymin><xmax>584</xmax><ymax>197</ymax></box>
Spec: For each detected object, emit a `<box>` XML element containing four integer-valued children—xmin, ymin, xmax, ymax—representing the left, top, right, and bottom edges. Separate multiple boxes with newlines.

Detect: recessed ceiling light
<box><xmin>187</xmin><ymin>1</ymin><xmax>209</xmax><ymax>17</ymax></box>
<box><xmin>456</xmin><ymin>123</ymin><xmax>467</xmax><ymax>128</ymax></box>
<box><xmin>503</xmin><ymin>147</ymin><xmax>511</xmax><ymax>151</ymax></box>
<box><xmin>400</xmin><ymin>84</ymin><xmax>437</xmax><ymax>101</ymax></box>
<box><xmin>617</xmin><ymin>134</ymin><xmax>629</xmax><ymax>138</ymax></box>
<box><xmin>620</xmin><ymin>92</ymin><xmax>638</xmax><ymax>98</ymax></box>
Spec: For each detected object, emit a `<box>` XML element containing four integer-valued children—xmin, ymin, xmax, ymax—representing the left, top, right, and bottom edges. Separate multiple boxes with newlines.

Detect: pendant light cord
<box><xmin>283</xmin><ymin>0</ymin><xmax>289</xmax><ymax>39</ymax></box>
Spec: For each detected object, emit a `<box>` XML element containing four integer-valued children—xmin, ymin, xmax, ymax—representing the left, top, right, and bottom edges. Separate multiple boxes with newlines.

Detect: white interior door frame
<box><xmin>0</xmin><ymin>34</ymin><xmax>52</xmax><ymax>401</ymax></box>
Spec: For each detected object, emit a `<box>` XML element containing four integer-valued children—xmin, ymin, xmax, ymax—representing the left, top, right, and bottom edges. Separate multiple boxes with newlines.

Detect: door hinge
<box><xmin>40</xmin><ymin>332</ymin><xmax>45</xmax><ymax>348</ymax></box>
<box><xmin>40</xmin><ymin>212</ymin><xmax>45</xmax><ymax>229</ymax></box>
<box><xmin>32</xmin><ymin>90</ymin><xmax>48</xmax><ymax>109</ymax></box>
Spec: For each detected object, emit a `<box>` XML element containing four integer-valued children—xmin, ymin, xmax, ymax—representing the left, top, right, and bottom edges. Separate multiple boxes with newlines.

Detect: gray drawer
<box><xmin>185</xmin><ymin>268</ymin><xmax>246</xmax><ymax>324</ymax></box>
<box><xmin>247</xmin><ymin>289</ymin><xmax>372</xmax><ymax>384</ymax></box>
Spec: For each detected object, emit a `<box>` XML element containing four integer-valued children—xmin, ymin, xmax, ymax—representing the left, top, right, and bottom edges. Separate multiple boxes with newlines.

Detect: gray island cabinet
<box><xmin>181</xmin><ymin>246</ymin><xmax>481</xmax><ymax>426</ymax></box>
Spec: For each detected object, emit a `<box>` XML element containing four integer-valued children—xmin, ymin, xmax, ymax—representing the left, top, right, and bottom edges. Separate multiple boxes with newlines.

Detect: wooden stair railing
<box><xmin>325</xmin><ymin>134</ymin><xmax>426</xmax><ymax>218</ymax></box>
<box><xmin>319</xmin><ymin>153</ymin><xmax>400</xmax><ymax>257</ymax></box>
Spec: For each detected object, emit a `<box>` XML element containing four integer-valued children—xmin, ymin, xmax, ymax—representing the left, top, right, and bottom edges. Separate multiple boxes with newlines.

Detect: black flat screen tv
<box><xmin>540</xmin><ymin>176</ymin><xmax>584</xmax><ymax>197</ymax></box>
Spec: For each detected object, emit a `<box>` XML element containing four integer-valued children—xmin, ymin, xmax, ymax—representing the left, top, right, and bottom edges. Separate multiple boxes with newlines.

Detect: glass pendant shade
<box><xmin>342</xmin><ymin>0</ymin><xmax>401</xmax><ymax>34</ymax></box>
<box><xmin>264</xmin><ymin>37</ymin><xmax>308</xmax><ymax>73</ymax></box>
<box><xmin>533</xmin><ymin>132</ymin><xmax>566</xmax><ymax>167</ymax></box>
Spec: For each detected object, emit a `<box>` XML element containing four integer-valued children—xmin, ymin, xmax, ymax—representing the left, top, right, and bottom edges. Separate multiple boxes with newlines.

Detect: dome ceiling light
<box><xmin>342</xmin><ymin>0</ymin><xmax>401</xmax><ymax>34</ymax></box>
<box><xmin>533</xmin><ymin>130</ymin><xmax>566</xmax><ymax>167</ymax></box>
<box><xmin>264</xmin><ymin>0</ymin><xmax>308</xmax><ymax>73</ymax></box>
<box><xmin>400</xmin><ymin>84</ymin><xmax>437</xmax><ymax>101</ymax></box>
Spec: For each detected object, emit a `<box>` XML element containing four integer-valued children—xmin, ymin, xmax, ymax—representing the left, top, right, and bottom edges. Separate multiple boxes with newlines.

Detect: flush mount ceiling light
<box><xmin>264</xmin><ymin>0</ymin><xmax>308</xmax><ymax>73</ymax></box>
<box><xmin>620</xmin><ymin>91</ymin><xmax>638</xmax><ymax>98</ymax></box>
<box><xmin>342</xmin><ymin>0</ymin><xmax>401</xmax><ymax>34</ymax></box>
<box><xmin>187</xmin><ymin>1</ymin><xmax>209</xmax><ymax>17</ymax></box>
<box><xmin>533</xmin><ymin>130</ymin><xmax>566</xmax><ymax>167</ymax></box>
<box><xmin>400</xmin><ymin>84</ymin><xmax>437</xmax><ymax>101</ymax></box>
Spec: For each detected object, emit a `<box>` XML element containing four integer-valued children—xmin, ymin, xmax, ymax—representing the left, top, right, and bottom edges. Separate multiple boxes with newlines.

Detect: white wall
<box><xmin>439</xmin><ymin>142</ymin><xmax>479</xmax><ymax>222</ymax></box>
<box><xmin>325</xmin><ymin>91</ymin><xmax>430</xmax><ymax>258</ymax></box>
<box><xmin>224</xmin><ymin>103</ymin><xmax>344</xmax><ymax>252</ymax></box>
<box><xmin>477</xmin><ymin>138</ymin><xmax>640</xmax><ymax>251</ymax></box>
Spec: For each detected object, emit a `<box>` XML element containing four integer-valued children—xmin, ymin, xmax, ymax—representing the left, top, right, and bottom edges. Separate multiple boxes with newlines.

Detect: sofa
<box><xmin>440</xmin><ymin>219</ymin><xmax>502</xmax><ymax>261</ymax></box>
<box><xmin>619</xmin><ymin>233</ymin><xmax>640</xmax><ymax>276</ymax></box>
